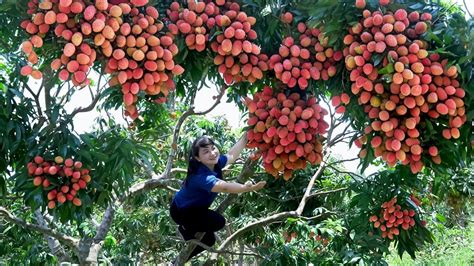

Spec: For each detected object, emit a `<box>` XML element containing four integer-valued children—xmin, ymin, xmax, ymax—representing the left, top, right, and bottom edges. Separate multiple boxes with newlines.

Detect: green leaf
<box><xmin>372</xmin><ymin>54</ymin><xmax>384</xmax><ymax>66</ymax></box>
<box><xmin>0</xmin><ymin>176</ymin><xmax>5</xmax><ymax>197</ymax></box>
<box><xmin>435</xmin><ymin>213</ymin><xmax>446</xmax><ymax>223</ymax></box>
<box><xmin>378</xmin><ymin>63</ymin><xmax>394</xmax><ymax>75</ymax></box>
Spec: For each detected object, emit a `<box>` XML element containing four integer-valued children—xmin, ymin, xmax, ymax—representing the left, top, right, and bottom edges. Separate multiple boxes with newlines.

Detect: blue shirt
<box><xmin>173</xmin><ymin>155</ymin><xmax>228</xmax><ymax>209</ymax></box>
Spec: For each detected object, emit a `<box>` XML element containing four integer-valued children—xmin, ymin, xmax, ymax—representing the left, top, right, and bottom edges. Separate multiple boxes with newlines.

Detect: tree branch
<box><xmin>23</xmin><ymin>81</ymin><xmax>46</xmax><ymax>126</ymax></box>
<box><xmin>43</xmin><ymin>66</ymin><xmax>54</xmax><ymax>121</ymax></box>
<box><xmin>23</xmin><ymin>81</ymin><xmax>38</xmax><ymax>101</ymax></box>
<box><xmin>0</xmin><ymin>207</ymin><xmax>79</xmax><ymax>249</ymax></box>
<box><xmin>214</xmin><ymin>173</ymin><xmax>339</xmax><ymax>254</ymax></box>
<box><xmin>69</xmin><ymin>90</ymin><xmax>102</xmax><ymax>118</ymax></box>
<box><xmin>463</xmin><ymin>0</ymin><xmax>473</xmax><ymax>18</ymax></box>
<box><xmin>120</xmin><ymin>174</ymin><xmax>181</xmax><ymax>204</ymax></box>
<box><xmin>94</xmin><ymin>205</ymin><xmax>115</xmax><ymax>242</ymax></box>
<box><xmin>325</xmin><ymin>157</ymin><xmax>359</xmax><ymax>168</ymax></box>
<box><xmin>193</xmin><ymin>85</ymin><xmax>227</xmax><ymax>116</ymax></box>
<box><xmin>184</xmin><ymin>239</ymin><xmax>263</xmax><ymax>259</ymax></box>
<box><xmin>69</xmin><ymin>71</ymin><xmax>107</xmax><ymax>119</ymax></box>
<box><xmin>291</xmin><ymin>108</ymin><xmax>347</xmax><ymax>215</ymax></box>
<box><xmin>328</xmin><ymin>165</ymin><xmax>366</xmax><ymax>180</ymax></box>
<box><xmin>53</xmin><ymin>81</ymin><xmax>66</xmax><ymax>98</ymax></box>
<box><xmin>295</xmin><ymin>157</ymin><xmax>329</xmax><ymax>215</ymax></box>
<box><xmin>298</xmin><ymin>211</ymin><xmax>337</xmax><ymax>221</ymax></box>
<box><xmin>327</xmin><ymin>123</ymin><xmax>352</xmax><ymax>147</ymax></box>
<box><xmin>163</xmin><ymin>85</ymin><xmax>227</xmax><ymax>179</ymax></box>
<box><xmin>34</xmin><ymin>210</ymin><xmax>71</xmax><ymax>262</ymax></box>
<box><xmin>92</xmin><ymin>169</ymin><xmax>181</xmax><ymax>248</ymax></box>
<box><xmin>218</xmin><ymin>211</ymin><xmax>298</xmax><ymax>251</ymax></box>
<box><xmin>307</xmin><ymin>187</ymin><xmax>348</xmax><ymax>200</ymax></box>
<box><xmin>58</xmin><ymin>82</ymin><xmax>72</xmax><ymax>107</ymax></box>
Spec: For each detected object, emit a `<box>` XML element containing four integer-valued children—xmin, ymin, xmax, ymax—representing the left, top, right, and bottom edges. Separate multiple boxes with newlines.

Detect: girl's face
<box><xmin>195</xmin><ymin>144</ymin><xmax>220</xmax><ymax>167</ymax></box>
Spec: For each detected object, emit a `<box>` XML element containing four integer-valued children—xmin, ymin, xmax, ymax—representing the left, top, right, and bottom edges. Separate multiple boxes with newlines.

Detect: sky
<box><xmin>462</xmin><ymin>0</ymin><xmax>474</xmax><ymax>16</ymax></box>
<box><xmin>49</xmin><ymin>0</ymin><xmax>472</xmax><ymax>176</ymax></box>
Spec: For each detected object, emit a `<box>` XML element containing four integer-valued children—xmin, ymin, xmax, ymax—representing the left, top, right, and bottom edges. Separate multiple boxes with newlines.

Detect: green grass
<box><xmin>387</xmin><ymin>222</ymin><xmax>474</xmax><ymax>265</ymax></box>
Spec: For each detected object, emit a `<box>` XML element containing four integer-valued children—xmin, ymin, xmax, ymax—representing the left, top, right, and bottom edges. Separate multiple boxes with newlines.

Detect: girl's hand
<box><xmin>251</xmin><ymin>181</ymin><xmax>266</xmax><ymax>191</ymax></box>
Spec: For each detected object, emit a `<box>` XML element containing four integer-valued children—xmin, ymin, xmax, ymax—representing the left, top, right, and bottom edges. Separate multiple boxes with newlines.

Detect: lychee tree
<box><xmin>0</xmin><ymin>0</ymin><xmax>472</xmax><ymax>265</ymax></box>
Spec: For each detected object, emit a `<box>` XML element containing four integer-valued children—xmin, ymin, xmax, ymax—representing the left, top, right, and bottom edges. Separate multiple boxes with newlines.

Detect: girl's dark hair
<box><xmin>183</xmin><ymin>136</ymin><xmax>222</xmax><ymax>187</ymax></box>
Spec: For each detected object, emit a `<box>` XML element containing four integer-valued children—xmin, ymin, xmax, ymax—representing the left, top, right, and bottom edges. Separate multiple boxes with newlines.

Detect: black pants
<box><xmin>170</xmin><ymin>200</ymin><xmax>226</xmax><ymax>260</ymax></box>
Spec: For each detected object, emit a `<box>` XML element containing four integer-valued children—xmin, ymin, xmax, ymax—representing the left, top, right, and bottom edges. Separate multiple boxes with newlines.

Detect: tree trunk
<box><xmin>34</xmin><ymin>210</ymin><xmax>72</xmax><ymax>263</ymax></box>
<box><xmin>238</xmin><ymin>241</ymin><xmax>244</xmax><ymax>266</ymax></box>
<box><xmin>77</xmin><ymin>238</ymin><xmax>102</xmax><ymax>265</ymax></box>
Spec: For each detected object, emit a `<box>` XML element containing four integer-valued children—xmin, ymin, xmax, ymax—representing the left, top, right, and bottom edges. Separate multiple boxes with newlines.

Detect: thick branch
<box><xmin>185</xmin><ymin>239</ymin><xmax>263</xmax><ymax>259</ymax></box>
<box><xmin>93</xmin><ymin>170</ymin><xmax>180</xmax><ymax>250</ymax></box>
<box><xmin>34</xmin><ymin>210</ymin><xmax>71</xmax><ymax>261</ymax></box>
<box><xmin>0</xmin><ymin>207</ymin><xmax>79</xmax><ymax>249</ymax></box>
<box><xmin>218</xmin><ymin>211</ymin><xmax>298</xmax><ymax>251</ymax></box>
<box><xmin>94</xmin><ymin>205</ymin><xmax>115</xmax><ymax>242</ymax></box>
<box><xmin>295</xmin><ymin>158</ymin><xmax>329</xmax><ymax>215</ymax></box>
<box><xmin>43</xmin><ymin>66</ymin><xmax>54</xmax><ymax>120</ymax></box>
<box><xmin>120</xmin><ymin>175</ymin><xmax>180</xmax><ymax>204</ymax></box>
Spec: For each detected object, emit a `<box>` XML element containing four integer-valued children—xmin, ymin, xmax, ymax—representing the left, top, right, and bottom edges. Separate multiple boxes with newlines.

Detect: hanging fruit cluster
<box><xmin>166</xmin><ymin>0</ymin><xmax>268</xmax><ymax>85</ymax></box>
<box><xmin>245</xmin><ymin>86</ymin><xmax>328</xmax><ymax>179</ymax></box>
<box><xmin>340</xmin><ymin>3</ymin><xmax>467</xmax><ymax>173</ymax></box>
<box><xmin>104</xmin><ymin>2</ymin><xmax>183</xmax><ymax>119</ymax></box>
<box><xmin>368</xmin><ymin>196</ymin><xmax>425</xmax><ymax>240</ymax></box>
<box><xmin>27</xmin><ymin>155</ymin><xmax>92</xmax><ymax>209</ymax></box>
<box><xmin>20</xmin><ymin>0</ymin><xmax>98</xmax><ymax>83</ymax></box>
<box><xmin>166</xmin><ymin>1</ymin><xmax>219</xmax><ymax>52</ymax></box>
<box><xmin>268</xmin><ymin>17</ymin><xmax>343</xmax><ymax>89</ymax></box>
<box><xmin>19</xmin><ymin>0</ymin><xmax>184</xmax><ymax>119</ymax></box>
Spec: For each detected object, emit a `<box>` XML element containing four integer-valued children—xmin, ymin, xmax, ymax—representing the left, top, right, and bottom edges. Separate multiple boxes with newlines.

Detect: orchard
<box><xmin>0</xmin><ymin>0</ymin><xmax>472</xmax><ymax>265</ymax></box>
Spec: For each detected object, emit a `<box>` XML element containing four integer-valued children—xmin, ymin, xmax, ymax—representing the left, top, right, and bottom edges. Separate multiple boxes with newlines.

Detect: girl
<box><xmin>169</xmin><ymin>135</ymin><xmax>266</xmax><ymax>261</ymax></box>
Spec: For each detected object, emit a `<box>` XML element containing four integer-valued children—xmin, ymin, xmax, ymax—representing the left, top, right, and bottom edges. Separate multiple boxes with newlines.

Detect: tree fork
<box><xmin>34</xmin><ymin>209</ymin><xmax>72</xmax><ymax>263</ymax></box>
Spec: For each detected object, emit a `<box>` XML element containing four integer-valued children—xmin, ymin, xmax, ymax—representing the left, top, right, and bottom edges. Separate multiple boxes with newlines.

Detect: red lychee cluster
<box><xmin>27</xmin><ymin>155</ymin><xmax>91</xmax><ymax>209</ymax></box>
<box><xmin>167</xmin><ymin>0</ymin><xmax>268</xmax><ymax>85</ymax></box>
<box><xmin>20</xmin><ymin>0</ymin><xmax>184</xmax><ymax>119</ymax></box>
<box><xmin>342</xmin><ymin>4</ymin><xmax>467</xmax><ymax>173</ymax></box>
<box><xmin>268</xmin><ymin>19</ymin><xmax>343</xmax><ymax>90</ymax></box>
<box><xmin>369</xmin><ymin>196</ymin><xmax>423</xmax><ymax>240</ymax></box>
<box><xmin>245</xmin><ymin>86</ymin><xmax>328</xmax><ymax>179</ymax></box>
